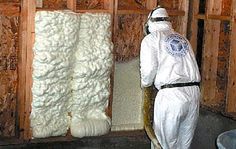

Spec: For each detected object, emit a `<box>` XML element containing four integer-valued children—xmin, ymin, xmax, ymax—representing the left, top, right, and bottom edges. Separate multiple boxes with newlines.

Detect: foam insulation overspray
<box><xmin>31</xmin><ymin>11</ymin><xmax>113</xmax><ymax>138</ymax></box>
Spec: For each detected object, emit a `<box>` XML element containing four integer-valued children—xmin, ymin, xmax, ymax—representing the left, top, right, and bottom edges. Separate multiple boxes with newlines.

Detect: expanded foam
<box><xmin>70</xmin><ymin>13</ymin><xmax>113</xmax><ymax>138</ymax></box>
<box><xmin>31</xmin><ymin>11</ymin><xmax>113</xmax><ymax>138</ymax></box>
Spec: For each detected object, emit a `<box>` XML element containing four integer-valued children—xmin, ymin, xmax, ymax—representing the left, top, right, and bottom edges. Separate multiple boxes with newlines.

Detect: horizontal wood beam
<box><xmin>195</xmin><ymin>14</ymin><xmax>231</xmax><ymax>21</ymax></box>
<box><xmin>0</xmin><ymin>3</ymin><xmax>20</xmax><ymax>16</ymax></box>
<box><xmin>76</xmin><ymin>9</ymin><xmax>112</xmax><ymax>13</ymax></box>
<box><xmin>116</xmin><ymin>9</ymin><xmax>185</xmax><ymax>16</ymax></box>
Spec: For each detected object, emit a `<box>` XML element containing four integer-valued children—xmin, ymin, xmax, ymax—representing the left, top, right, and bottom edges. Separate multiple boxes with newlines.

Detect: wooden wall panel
<box><xmin>118</xmin><ymin>0</ymin><xmax>146</xmax><ymax>10</ymax></box>
<box><xmin>200</xmin><ymin>0</ymin><xmax>223</xmax><ymax>109</ymax></box>
<box><xmin>43</xmin><ymin>0</ymin><xmax>67</xmax><ymax>9</ymax></box>
<box><xmin>77</xmin><ymin>0</ymin><xmax>104</xmax><ymax>9</ymax></box>
<box><xmin>0</xmin><ymin>15</ymin><xmax>19</xmax><ymax>137</ymax></box>
<box><xmin>200</xmin><ymin>19</ymin><xmax>220</xmax><ymax>108</ymax></box>
<box><xmin>159</xmin><ymin>0</ymin><xmax>179</xmax><ymax>10</ymax></box>
<box><xmin>114</xmin><ymin>14</ymin><xmax>146</xmax><ymax>61</ymax></box>
<box><xmin>189</xmin><ymin>0</ymin><xmax>199</xmax><ymax>54</ymax></box>
<box><xmin>0</xmin><ymin>0</ymin><xmax>19</xmax><ymax>2</ymax></box>
<box><xmin>215</xmin><ymin>21</ymin><xmax>231</xmax><ymax>110</ymax></box>
<box><xmin>170</xmin><ymin>16</ymin><xmax>183</xmax><ymax>34</ymax></box>
<box><xmin>226</xmin><ymin>0</ymin><xmax>236</xmax><ymax>113</ymax></box>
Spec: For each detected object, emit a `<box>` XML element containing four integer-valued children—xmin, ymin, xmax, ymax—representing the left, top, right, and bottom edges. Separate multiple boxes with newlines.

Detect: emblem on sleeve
<box><xmin>165</xmin><ymin>34</ymin><xmax>189</xmax><ymax>57</ymax></box>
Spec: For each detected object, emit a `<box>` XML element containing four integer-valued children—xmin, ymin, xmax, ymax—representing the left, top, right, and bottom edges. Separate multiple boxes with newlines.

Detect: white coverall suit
<box><xmin>140</xmin><ymin>8</ymin><xmax>201</xmax><ymax>149</ymax></box>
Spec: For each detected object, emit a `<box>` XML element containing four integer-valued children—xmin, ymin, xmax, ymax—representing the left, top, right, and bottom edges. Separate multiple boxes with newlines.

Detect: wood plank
<box><xmin>117</xmin><ymin>0</ymin><xmax>146</xmax><ymax>10</ymax></box>
<box><xmin>146</xmin><ymin>0</ymin><xmax>157</xmax><ymax>10</ymax></box>
<box><xmin>18</xmin><ymin>0</ymin><xmax>27</xmax><ymax>139</ymax></box>
<box><xmin>195</xmin><ymin>14</ymin><xmax>231</xmax><ymax>21</ymax></box>
<box><xmin>19</xmin><ymin>0</ymin><xmax>35</xmax><ymax>140</ymax></box>
<box><xmin>43</xmin><ymin>0</ymin><xmax>67</xmax><ymax>9</ymax></box>
<box><xmin>104</xmin><ymin>0</ymin><xmax>114</xmax><ymax>10</ymax></box>
<box><xmin>67</xmin><ymin>0</ymin><xmax>76</xmax><ymax>11</ymax></box>
<box><xmin>76</xmin><ymin>0</ymin><xmax>104</xmax><ymax>10</ymax></box>
<box><xmin>76</xmin><ymin>9</ymin><xmax>112</xmax><ymax>13</ymax></box>
<box><xmin>189</xmin><ymin>0</ymin><xmax>199</xmax><ymax>54</ymax></box>
<box><xmin>226</xmin><ymin>0</ymin><xmax>236</xmax><ymax>113</ymax></box>
<box><xmin>201</xmin><ymin>0</ymin><xmax>222</xmax><ymax>109</ymax></box>
<box><xmin>178</xmin><ymin>0</ymin><xmax>189</xmax><ymax>36</ymax></box>
<box><xmin>117</xmin><ymin>9</ymin><xmax>185</xmax><ymax>15</ymax></box>
<box><xmin>0</xmin><ymin>2</ymin><xmax>20</xmax><ymax>16</ymax></box>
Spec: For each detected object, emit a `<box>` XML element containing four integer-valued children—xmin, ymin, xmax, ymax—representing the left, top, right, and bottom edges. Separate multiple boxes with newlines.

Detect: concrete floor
<box><xmin>1</xmin><ymin>108</ymin><xmax>236</xmax><ymax>149</ymax></box>
<box><xmin>191</xmin><ymin>108</ymin><xmax>236</xmax><ymax>149</ymax></box>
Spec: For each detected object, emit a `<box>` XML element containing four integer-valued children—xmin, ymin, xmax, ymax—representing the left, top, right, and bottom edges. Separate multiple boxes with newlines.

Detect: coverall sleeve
<box><xmin>140</xmin><ymin>36</ymin><xmax>158</xmax><ymax>88</ymax></box>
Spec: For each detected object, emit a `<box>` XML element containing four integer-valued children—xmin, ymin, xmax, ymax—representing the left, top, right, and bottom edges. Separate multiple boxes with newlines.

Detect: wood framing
<box><xmin>226</xmin><ymin>0</ymin><xmax>236</xmax><ymax>113</ymax></box>
<box><xmin>189</xmin><ymin>0</ymin><xmax>199</xmax><ymax>54</ymax></box>
<box><xmin>189</xmin><ymin>0</ymin><xmax>236</xmax><ymax>116</ymax></box>
<box><xmin>67</xmin><ymin>0</ymin><xmax>76</xmax><ymax>11</ymax></box>
<box><xmin>19</xmin><ymin>0</ymin><xmax>35</xmax><ymax>140</ymax></box>
<box><xmin>178</xmin><ymin>0</ymin><xmax>189</xmax><ymax>36</ymax></box>
<box><xmin>0</xmin><ymin>2</ymin><xmax>20</xmax><ymax>137</ymax></box>
<box><xmin>201</xmin><ymin>0</ymin><xmax>222</xmax><ymax>108</ymax></box>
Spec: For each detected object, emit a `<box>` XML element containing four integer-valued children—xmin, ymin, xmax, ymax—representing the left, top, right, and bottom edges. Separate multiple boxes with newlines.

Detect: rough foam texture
<box><xmin>70</xmin><ymin>13</ymin><xmax>113</xmax><ymax>138</ymax></box>
<box><xmin>111</xmin><ymin>58</ymin><xmax>144</xmax><ymax>131</ymax></box>
<box><xmin>31</xmin><ymin>11</ymin><xmax>113</xmax><ymax>138</ymax></box>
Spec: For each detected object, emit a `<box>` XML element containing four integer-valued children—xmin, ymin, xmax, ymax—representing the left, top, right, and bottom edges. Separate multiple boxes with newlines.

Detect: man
<box><xmin>140</xmin><ymin>6</ymin><xmax>201</xmax><ymax>149</ymax></box>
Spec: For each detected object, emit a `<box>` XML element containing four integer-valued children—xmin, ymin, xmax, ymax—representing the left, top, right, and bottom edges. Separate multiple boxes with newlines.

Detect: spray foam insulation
<box><xmin>31</xmin><ymin>11</ymin><xmax>113</xmax><ymax>138</ymax></box>
<box><xmin>112</xmin><ymin>58</ymin><xmax>144</xmax><ymax>131</ymax></box>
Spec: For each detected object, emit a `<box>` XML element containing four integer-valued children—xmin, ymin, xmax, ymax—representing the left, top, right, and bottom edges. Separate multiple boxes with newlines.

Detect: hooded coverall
<box><xmin>140</xmin><ymin>20</ymin><xmax>201</xmax><ymax>149</ymax></box>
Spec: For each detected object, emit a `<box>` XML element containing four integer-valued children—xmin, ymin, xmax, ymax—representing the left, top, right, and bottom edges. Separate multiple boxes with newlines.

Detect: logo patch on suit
<box><xmin>165</xmin><ymin>34</ymin><xmax>189</xmax><ymax>57</ymax></box>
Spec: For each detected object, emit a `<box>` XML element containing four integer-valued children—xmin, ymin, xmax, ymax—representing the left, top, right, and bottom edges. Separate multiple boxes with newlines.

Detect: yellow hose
<box><xmin>143</xmin><ymin>86</ymin><xmax>162</xmax><ymax>149</ymax></box>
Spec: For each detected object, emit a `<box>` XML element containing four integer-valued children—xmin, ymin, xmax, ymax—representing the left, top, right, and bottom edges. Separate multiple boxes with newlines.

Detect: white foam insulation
<box><xmin>31</xmin><ymin>11</ymin><xmax>113</xmax><ymax>138</ymax></box>
<box><xmin>111</xmin><ymin>58</ymin><xmax>144</xmax><ymax>131</ymax></box>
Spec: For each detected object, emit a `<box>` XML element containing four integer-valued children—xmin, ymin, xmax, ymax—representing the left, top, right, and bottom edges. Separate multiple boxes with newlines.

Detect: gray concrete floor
<box><xmin>1</xmin><ymin>108</ymin><xmax>236</xmax><ymax>149</ymax></box>
<box><xmin>191</xmin><ymin>108</ymin><xmax>236</xmax><ymax>149</ymax></box>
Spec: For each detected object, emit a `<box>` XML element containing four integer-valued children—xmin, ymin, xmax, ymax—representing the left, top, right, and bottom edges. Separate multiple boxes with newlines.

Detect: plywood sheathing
<box><xmin>76</xmin><ymin>0</ymin><xmax>104</xmax><ymax>9</ymax></box>
<box><xmin>0</xmin><ymin>0</ymin><xmax>19</xmax><ymax>2</ymax></box>
<box><xmin>159</xmin><ymin>0</ymin><xmax>179</xmax><ymax>10</ymax></box>
<box><xmin>0</xmin><ymin>15</ymin><xmax>18</xmax><ymax>137</ymax></box>
<box><xmin>118</xmin><ymin>0</ymin><xmax>146</xmax><ymax>10</ymax></box>
<box><xmin>114</xmin><ymin>14</ymin><xmax>146</xmax><ymax>61</ymax></box>
<box><xmin>0</xmin><ymin>3</ymin><xmax>20</xmax><ymax>16</ymax></box>
<box><xmin>114</xmin><ymin>0</ymin><xmax>188</xmax><ymax>61</ymax></box>
<box><xmin>43</xmin><ymin>0</ymin><xmax>67</xmax><ymax>9</ymax></box>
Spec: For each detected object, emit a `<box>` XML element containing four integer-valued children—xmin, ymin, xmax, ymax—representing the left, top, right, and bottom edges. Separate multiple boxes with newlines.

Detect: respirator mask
<box><xmin>143</xmin><ymin>6</ymin><xmax>170</xmax><ymax>36</ymax></box>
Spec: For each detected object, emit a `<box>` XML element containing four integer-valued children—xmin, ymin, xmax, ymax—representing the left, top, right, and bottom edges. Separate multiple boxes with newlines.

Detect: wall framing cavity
<box><xmin>189</xmin><ymin>0</ymin><xmax>236</xmax><ymax>117</ymax></box>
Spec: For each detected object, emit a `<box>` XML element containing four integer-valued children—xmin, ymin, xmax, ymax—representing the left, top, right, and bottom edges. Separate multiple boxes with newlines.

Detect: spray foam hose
<box><xmin>143</xmin><ymin>86</ymin><xmax>162</xmax><ymax>149</ymax></box>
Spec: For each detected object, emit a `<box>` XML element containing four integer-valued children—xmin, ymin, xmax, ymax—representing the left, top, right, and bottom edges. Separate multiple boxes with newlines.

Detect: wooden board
<box><xmin>215</xmin><ymin>20</ymin><xmax>231</xmax><ymax>110</ymax></box>
<box><xmin>200</xmin><ymin>0</ymin><xmax>222</xmax><ymax>109</ymax></box>
<box><xmin>43</xmin><ymin>0</ymin><xmax>67</xmax><ymax>9</ymax></box>
<box><xmin>189</xmin><ymin>0</ymin><xmax>199</xmax><ymax>54</ymax></box>
<box><xmin>226</xmin><ymin>0</ymin><xmax>236</xmax><ymax>113</ymax></box>
<box><xmin>77</xmin><ymin>0</ymin><xmax>104</xmax><ymax>9</ymax></box>
<box><xmin>0</xmin><ymin>0</ymin><xmax>19</xmax><ymax>2</ymax></box>
<box><xmin>18</xmin><ymin>0</ymin><xmax>35</xmax><ymax>140</ymax></box>
<box><xmin>114</xmin><ymin>14</ymin><xmax>146</xmax><ymax>61</ymax></box>
<box><xmin>0</xmin><ymin>16</ymin><xmax>18</xmax><ymax>137</ymax></box>
<box><xmin>118</xmin><ymin>0</ymin><xmax>146</xmax><ymax>10</ymax></box>
<box><xmin>0</xmin><ymin>7</ymin><xmax>19</xmax><ymax>137</ymax></box>
<box><xmin>159</xmin><ymin>0</ymin><xmax>180</xmax><ymax>10</ymax></box>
